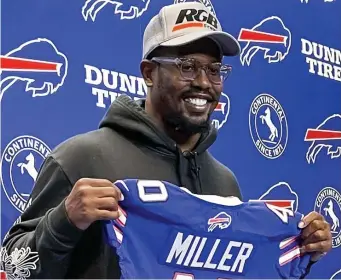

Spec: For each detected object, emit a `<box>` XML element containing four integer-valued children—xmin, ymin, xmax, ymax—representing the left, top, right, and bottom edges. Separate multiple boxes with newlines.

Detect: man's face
<box><xmin>146</xmin><ymin>38</ymin><xmax>224</xmax><ymax>134</ymax></box>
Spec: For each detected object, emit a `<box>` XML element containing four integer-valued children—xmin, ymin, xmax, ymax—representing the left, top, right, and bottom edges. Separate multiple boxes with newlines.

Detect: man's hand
<box><xmin>299</xmin><ymin>211</ymin><xmax>332</xmax><ymax>261</ymax></box>
<box><xmin>65</xmin><ymin>178</ymin><xmax>122</xmax><ymax>230</ymax></box>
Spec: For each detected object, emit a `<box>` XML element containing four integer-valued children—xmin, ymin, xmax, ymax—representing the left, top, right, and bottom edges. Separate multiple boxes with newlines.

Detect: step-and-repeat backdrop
<box><xmin>1</xmin><ymin>0</ymin><xmax>340</xmax><ymax>278</ymax></box>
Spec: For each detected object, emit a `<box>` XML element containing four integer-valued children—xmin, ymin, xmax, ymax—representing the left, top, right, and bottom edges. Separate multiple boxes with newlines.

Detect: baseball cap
<box><xmin>142</xmin><ymin>2</ymin><xmax>241</xmax><ymax>59</ymax></box>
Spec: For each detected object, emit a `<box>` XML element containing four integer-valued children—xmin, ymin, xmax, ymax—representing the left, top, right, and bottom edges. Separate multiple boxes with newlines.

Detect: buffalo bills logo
<box><xmin>304</xmin><ymin>114</ymin><xmax>341</xmax><ymax>164</ymax></box>
<box><xmin>211</xmin><ymin>92</ymin><xmax>230</xmax><ymax>130</ymax></box>
<box><xmin>257</xmin><ymin>182</ymin><xmax>299</xmax><ymax>212</ymax></box>
<box><xmin>207</xmin><ymin>212</ymin><xmax>232</xmax><ymax>232</ymax></box>
<box><xmin>249</xmin><ymin>182</ymin><xmax>299</xmax><ymax>223</ymax></box>
<box><xmin>0</xmin><ymin>38</ymin><xmax>68</xmax><ymax>103</ymax></box>
<box><xmin>82</xmin><ymin>0</ymin><xmax>151</xmax><ymax>21</ymax></box>
<box><xmin>238</xmin><ymin>16</ymin><xmax>291</xmax><ymax>66</ymax></box>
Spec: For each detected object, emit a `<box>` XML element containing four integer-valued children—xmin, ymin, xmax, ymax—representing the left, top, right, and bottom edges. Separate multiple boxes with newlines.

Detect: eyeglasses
<box><xmin>150</xmin><ymin>57</ymin><xmax>232</xmax><ymax>85</ymax></box>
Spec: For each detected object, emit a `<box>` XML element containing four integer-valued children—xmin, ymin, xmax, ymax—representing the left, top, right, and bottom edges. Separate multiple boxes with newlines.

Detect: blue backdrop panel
<box><xmin>1</xmin><ymin>0</ymin><xmax>340</xmax><ymax>278</ymax></box>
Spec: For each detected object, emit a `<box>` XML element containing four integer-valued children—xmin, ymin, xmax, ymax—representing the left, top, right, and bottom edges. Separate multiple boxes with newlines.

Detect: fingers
<box><xmin>301</xmin><ymin>240</ymin><xmax>332</xmax><ymax>254</ymax></box>
<box><xmin>300</xmin><ymin>218</ymin><xmax>330</xmax><ymax>239</ymax></box>
<box><xmin>95</xmin><ymin>209</ymin><xmax>120</xmax><ymax>220</ymax></box>
<box><xmin>301</xmin><ymin>220</ymin><xmax>331</xmax><ymax>240</ymax></box>
<box><xmin>75</xmin><ymin>180</ymin><xmax>122</xmax><ymax>200</ymax></box>
<box><xmin>66</xmin><ymin>178</ymin><xmax>124</xmax><ymax>230</ymax></box>
<box><xmin>75</xmin><ymin>178</ymin><xmax>114</xmax><ymax>188</ymax></box>
<box><xmin>79</xmin><ymin>185</ymin><xmax>122</xmax><ymax>212</ymax></box>
<box><xmin>299</xmin><ymin>213</ymin><xmax>333</xmax><ymax>257</ymax></box>
<box><xmin>90</xmin><ymin>186</ymin><xmax>122</xmax><ymax>200</ymax></box>
<box><xmin>302</xmin><ymin>229</ymin><xmax>329</xmax><ymax>246</ymax></box>
<box><xmin>75</xmin><ymin>178</ymin><xmax>122</xmax><ymax>197</ymax></box>
<box><xmin>299</xmin><ymin>211</ymin><xmax>324</xmax><ymax>229</ymax></box>
<box><xmin>94</xmin><ymin>197</ymin><xmax>119</xmax><ymax>211</ymax></box>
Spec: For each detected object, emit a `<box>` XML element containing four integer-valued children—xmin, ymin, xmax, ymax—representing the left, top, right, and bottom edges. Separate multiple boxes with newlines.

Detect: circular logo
<box><xmin>0</xmin><ymin>135</ymin><xmax>51</xmax><ymax>213</ymax></box>
<box><xmin>249</xmin><ymin>93</ymin><xmax>288</xmax><ymax>159</ymax></box>
<box><xmin>314</xmin><ymin>187</ymin><xmax>341</xmax><ymax>249</ymax></box>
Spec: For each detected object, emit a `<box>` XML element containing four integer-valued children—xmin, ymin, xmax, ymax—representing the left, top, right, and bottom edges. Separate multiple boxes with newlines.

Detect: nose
<box><xmin>192</xmin><ymin>68</ymin><xmax>211</xmax><ymax>90</ymax></box>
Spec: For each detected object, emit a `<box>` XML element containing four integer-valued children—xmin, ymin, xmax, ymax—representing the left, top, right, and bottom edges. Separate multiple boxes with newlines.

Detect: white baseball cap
<box><xmin>142</xmin><ymin>2</ymin><xmax>241</xmax><ymax>59</ymax></box>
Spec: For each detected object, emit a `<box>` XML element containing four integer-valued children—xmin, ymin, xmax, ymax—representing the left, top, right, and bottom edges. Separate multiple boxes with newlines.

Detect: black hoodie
<box><xmin>1</xmin><ymin>95</ymin><xmax>241</xmax><ymax>279</ymax></box>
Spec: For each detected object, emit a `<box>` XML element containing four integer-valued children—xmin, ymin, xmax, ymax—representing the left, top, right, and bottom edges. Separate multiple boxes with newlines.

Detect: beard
<box><xmin>162</xmin><ymin>110</ymin><xmax>211</xmax><ymax>135</ymax></box>
<box><xmin>155</xmin><ymin>69</ymin><xmax>216</xmax><ymax>135</ymax></box>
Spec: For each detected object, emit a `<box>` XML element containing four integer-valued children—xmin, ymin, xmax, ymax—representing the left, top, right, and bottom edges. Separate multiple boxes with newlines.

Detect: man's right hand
<box><xmin>65</xmin><ymin>178</ymin><xmax>122</xmax><ymax>230</ymax></box>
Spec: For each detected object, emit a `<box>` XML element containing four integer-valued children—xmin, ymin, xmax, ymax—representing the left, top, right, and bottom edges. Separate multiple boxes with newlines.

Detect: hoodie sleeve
<box><xmin>1</xmin><ymin>156</ymin><xmax>83</xmax><ymax>279</ymax></box>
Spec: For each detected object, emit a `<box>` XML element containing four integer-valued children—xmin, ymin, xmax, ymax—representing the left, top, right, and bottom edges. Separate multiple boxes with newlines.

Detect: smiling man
<box><xmin>1</xmin><ymin>1</ymin><xmax>331</xmax><ymax>279</ymax></box>
<box><xmin>140</xmin><ymin>36</ymin><xmax>228</xmax><ymax>151</ymax></box>
<box><xmin>139</xmin><ymin>1</ymin><xmax>332</xmax><ymax>275</ymax></box>
<box><xmin>140</xmin><ymin>4</ymin><xmax>238</xmax><ymax>152</ymax></box>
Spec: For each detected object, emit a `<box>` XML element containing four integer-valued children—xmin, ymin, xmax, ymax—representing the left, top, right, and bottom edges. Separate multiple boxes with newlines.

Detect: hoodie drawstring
<box><xmin>177</xmin><ymin>149</ymin><xmax>187</xmax><ymax>189</ymax></box>
<box><xmin>180</xmin><ymin>151</ymin><xmax>202</xmax><ymax>194</ymax></box>
<box><xmin>191</xmin><ymin>152</ymin><xmax>202</xmax><ymax>194</ymax></box>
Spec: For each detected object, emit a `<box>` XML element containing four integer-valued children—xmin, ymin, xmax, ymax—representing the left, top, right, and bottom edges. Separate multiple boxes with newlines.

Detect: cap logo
<box><xmin>172</xmin><ymin>8</ymin><xmax>218</xmax><ymax>32</ymax></box>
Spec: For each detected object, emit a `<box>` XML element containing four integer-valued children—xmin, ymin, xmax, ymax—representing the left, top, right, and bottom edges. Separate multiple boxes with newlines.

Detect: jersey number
<box><xmin>266</xmin><ymin>203</ymin><xmax>294</xmax><ymax>223</ymax></box>
<box><xmin>137</xmin><ymin>180</ymin><xmax>168</xmax><ymax>202</ymax></box>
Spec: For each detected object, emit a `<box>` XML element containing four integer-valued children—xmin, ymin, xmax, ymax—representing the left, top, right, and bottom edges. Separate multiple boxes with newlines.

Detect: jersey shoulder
<box><xmin>115</xmin><ymin>178</ymin><xmax>304</xmax><ymax>236</ymax></box>
<box><xmin>241</xmin><ymin>200</ymin><xmax>304</xmax><ymax>237</ymax></box>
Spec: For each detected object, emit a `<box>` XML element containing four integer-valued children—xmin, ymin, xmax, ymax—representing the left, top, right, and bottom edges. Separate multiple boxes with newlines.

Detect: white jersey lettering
<box><xmin>166</xmin><ymin>232</ymin><xmax>253</xmax><ymax>273</ymax></box>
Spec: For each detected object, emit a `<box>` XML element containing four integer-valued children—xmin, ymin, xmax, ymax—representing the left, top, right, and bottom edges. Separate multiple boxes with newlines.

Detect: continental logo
<box><xmin>0</xmin><ymin>135</ymin><xmax>51</xmax><ymax>213</ymax></box>
<box><xmin>172</xmin><ymin>8</ymin><xmax>218</xmax><ymax>32</ymax></box>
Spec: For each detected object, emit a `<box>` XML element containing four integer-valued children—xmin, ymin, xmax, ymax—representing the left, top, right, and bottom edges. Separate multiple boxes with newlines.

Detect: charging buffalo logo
<box><xmin>249</xmin><ymin>182</ymin><xmax>299</xmax><ymax>223</ymax></box>
<box><xmin>211</xmin><ymin>92</ymin><xmax>230</xmax><ymax>130</ymax></box>
<box><xmin>81</xmin><ymin>0</ymin><xmax>216</xmax><ymax>22</ymax></box>
<box><xmin>238</xmin><ymin>16</ymin><xmax>291</xmax><ymax>66</ymax></box>
<box><xmin>82</xmin><ymin>0</ymin><xmax>151</xmax><ymax>21</ymax></box>
<box><xmin>249</xmin><ymin>93</ymin><xmax>288</xmax><ymax>159</ymax></box>
<box><xmin>304</xmin><ymin>114</ymin><xmax>341</xmax><ymax>164</ymax></box>
<box><xmin>207</xmin><ymin>212</ymin><xmax>232</xmax><ymax>232</ymax></box>
<box><xmin>0</xmin><ymin>38</ymin><xmax>68</xmax><ymax>103</ymax></box>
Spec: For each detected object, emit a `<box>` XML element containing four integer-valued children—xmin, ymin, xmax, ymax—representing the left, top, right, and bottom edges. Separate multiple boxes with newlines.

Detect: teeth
<box><xmin>185</xmin><ymin>98</ymin><xmax>207</xmax><ymax>106</ymax></box>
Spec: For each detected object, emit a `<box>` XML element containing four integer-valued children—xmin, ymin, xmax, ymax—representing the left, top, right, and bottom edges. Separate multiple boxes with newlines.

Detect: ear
<box><xmin>140</xmin><ymin>59</ymin><xmax>156</xmax><ymax>87</ymax></box>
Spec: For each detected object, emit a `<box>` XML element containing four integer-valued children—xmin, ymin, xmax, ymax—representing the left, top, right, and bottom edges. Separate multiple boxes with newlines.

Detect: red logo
<box><xmin>238</xmin><ymin>16</ymin><xmax>291</xmax><ymax>66</ymax></box>
<box><xmin>207</xmin><ymin>212</ymin><xmax>232</xmax><ymax>232</ymax></box>
<box><xmin>0</xmin><ymin>38</ymin><xmax>68</xmax><ymax>102</ymax></box>
<box><xmin>304</xmin><ymin>114</ymin><xmax>341</xmax><ymax>163</ymax></box>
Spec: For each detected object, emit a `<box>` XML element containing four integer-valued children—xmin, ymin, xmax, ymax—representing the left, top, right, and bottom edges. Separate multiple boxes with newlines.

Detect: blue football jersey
<box><xmin>103</xmin><ymin>179</ymin><xmax>311</xmax><ymax>279</ymax></box>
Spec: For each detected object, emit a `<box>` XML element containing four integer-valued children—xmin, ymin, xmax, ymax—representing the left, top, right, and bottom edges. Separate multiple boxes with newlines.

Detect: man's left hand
<box><xmin>299</xmin><ymin>211</ymin><xmax>332</xmax><ymax>261</ymax></box>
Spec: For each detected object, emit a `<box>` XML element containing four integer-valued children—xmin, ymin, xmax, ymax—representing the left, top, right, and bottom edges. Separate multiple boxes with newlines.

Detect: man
<box><xmin>1</xmin><ymin>2</ymin><xmax>331</xmax><ymax>279</ymax></box>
